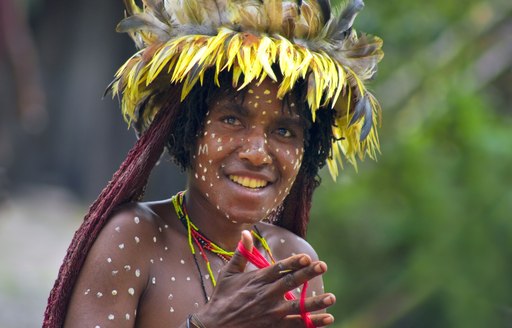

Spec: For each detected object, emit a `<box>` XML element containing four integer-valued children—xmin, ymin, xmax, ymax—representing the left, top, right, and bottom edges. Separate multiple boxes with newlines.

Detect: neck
<box><xmin>183</xmin><ymin>188</ymin><xmax>254</xmax><ymax>252</ymax></box>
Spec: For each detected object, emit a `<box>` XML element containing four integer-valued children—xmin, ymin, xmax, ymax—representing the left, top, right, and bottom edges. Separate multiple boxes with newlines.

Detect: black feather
<box><xmin>332</xmin><ymin>0</ymin><xmax>364</xmax><ymax>40</ymax></box>
<box><xmin>359</xmin><ymin>96</ymin><xmax>373</xmax><ymax>141</ymax></box>
<box><xmin>349</xmin><ymin>94</ymin><xmax>365</xmax><ymax>126</ymax></box>
<box><xmin>316</xmin><ymin>0</ymin><xmax>332</xmax><ymax>23</ymax></box>
<box><xmin>349</xmin><ymin>95</ymin><xmax>372</xmax><ymax>140</ymax></box>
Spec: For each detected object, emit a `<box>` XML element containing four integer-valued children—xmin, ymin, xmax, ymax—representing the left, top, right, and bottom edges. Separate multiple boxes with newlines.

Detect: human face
<box><xmin>187</xmin><ymin>79</ymin><xmax>305</xmax><ymax>224</ymax></box>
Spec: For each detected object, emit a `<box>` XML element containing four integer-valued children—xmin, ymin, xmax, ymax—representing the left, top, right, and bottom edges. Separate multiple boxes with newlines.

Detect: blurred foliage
<box><xmin>309</xmin><ymin>0</ymin><xmax>512</xmax><ymax>327</ymax></box>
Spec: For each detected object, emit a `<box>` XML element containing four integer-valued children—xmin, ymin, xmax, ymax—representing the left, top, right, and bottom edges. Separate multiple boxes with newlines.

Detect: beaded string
<box><xmin>171</xmin><ymin>191</ymin><xmax>275</xmax><ymax>287</ymax></box>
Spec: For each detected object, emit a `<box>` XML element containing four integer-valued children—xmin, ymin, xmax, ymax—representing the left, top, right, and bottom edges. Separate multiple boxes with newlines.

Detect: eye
<box><xmin>276</xmin><ymin>127</ymin><xmax>293</xmax><ymax>138</ymax></box>
<box><xmin>222</xmin><ymin>116</ymin><xmax>241</xmax><ymax>126</ymax></box>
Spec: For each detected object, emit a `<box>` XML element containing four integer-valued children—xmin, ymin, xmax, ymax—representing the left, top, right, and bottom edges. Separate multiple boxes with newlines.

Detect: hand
<box><xmin>195</xmin><ymin>231</ymin><xmax>336</xmax><ymax>327</ymax></box>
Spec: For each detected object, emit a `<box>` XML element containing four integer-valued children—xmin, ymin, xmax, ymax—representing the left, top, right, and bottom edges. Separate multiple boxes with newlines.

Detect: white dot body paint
<box><xmin>135</xmin><ymin>269</ymin><xmax>141</xmax><ymax>277</ymax></box>
<box><xmin>280</xmin><ymin>239</ymin><xmax>286</xmax><ymax>244</ymax></box>
<box><xmin>134</xmin><ymin>216</ymin><xmax>140</xmax><ymax>224</ymax></box>
<box><xmin>198</xmin><ymin>144</ymin><xmax>208</xmax><ymax>155</ymax></box>
<box><xmin>96</xmin><ymin>292</ymin><xmax>103</xmax><ymax>298</ymax></box>
<box><xmin>84</xmin><ymin>289</ymin><xmax>90</xmax><ymax>295</ymax></box>
<box><xmin>118</xmin><ymin>243</ymin><xmax>125</xmax><ymax>249</ymax></box>
<box><xmin>152</xmin><ymin>277</ymin><xmax>156</xmax><ymax>284</ymax></box>
<box><xmin>124</xmin><ymin>265</ymin><xmax>131</xmax><ymax>271</ymax></box>
<box><xmin>134</xmin><ymin>236</ymin><xmax>140</xmax><ymax>243</ymax></box>
<box><xmin>186</xmin><ymin>277</ymin><xmax>191</xmax><ymax>281</ymax></box>
<box><xmin>170</xmin><ymin>307</ymin><xmax>175</xmax><ymax>313</ymax></box>
<box><xmin>171</xmin><ymin>276</ymin><xmax>176</xmax><ymax>282</ymax></box>
<box><xmin>180</xmin><ymin>259</ymin><xmax>185</xmax><ymax>264</ymax></box>
<box><xmin>112</xmin><ymin>290</ymin><xmax>118</xmax><ymax>296</ymax></box>
<box><xmin>128</xmin><ymin>288</ymin><xmax>135</xmax><ymax>295</ymax></box>
<box><xmin>108</xmin><ymin>314</ymin><xmax>115</xmax><ymax>320</ymax></box>
<box><xmin>168</xmin><ymin>293</ymin><xmax>173</xmax><ymax>300</ymax></box>
<box><xmin>115</xmin><ymin>226</ymin><xmax>120</xmax><ymax>232</ymax></box>
<box><xmin>153</xmin><ymin>236</ymin><xmax>157</xmax><ymax>243</ymax></box>
<box><xmin>107</xmin><ymin>258</ymin><xmax>112</xmax><ymax>263</ymax></box>
<box><xmin>125</xmin><ymin>313</ymin><xmax>130</xmax><ymax>320</ymax></box>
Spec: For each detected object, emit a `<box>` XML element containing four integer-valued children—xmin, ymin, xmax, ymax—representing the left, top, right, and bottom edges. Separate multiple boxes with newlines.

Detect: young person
<box><xmin>44</xmin><ymin>0</ymin><xmax>383</xmax><ymax>327</ymax></box>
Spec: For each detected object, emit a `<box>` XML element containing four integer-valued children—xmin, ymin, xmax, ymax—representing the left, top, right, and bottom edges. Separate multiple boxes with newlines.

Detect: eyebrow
<box><xmin>216</xmin><ymin>97</ymin><xmax>305</xmax><ymax>129</ymax></box>
<box><xmin>223</xmin><ymin>101</ymin><xmax>250</xmax><ymax>117</ymax></box>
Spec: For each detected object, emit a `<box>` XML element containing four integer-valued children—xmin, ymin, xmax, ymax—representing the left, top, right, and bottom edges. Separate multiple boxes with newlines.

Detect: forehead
<box><xmin>210</xmin><ymin>79</ymin><xmax>300</xmax><ymax>117</ymax></box>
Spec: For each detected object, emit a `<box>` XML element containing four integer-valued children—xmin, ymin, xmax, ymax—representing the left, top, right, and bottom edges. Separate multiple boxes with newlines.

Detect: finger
<box><xmin>285</xmin><ymin>313</ymin><xmax>335</xmax><ymax>327</ymax></box>
<box><xmin>273</xmin><ymin>261</ymin><xmax>327</xmax><ymax>295</ymax></box>
<box><xmin>223</xmin><ymin>230</ymin><xmax>252</xmax><ymax>274</ymax></box>
<box><xmin>259</xmin><ymin>254</ymin><xmax>312</xmax><ymax>283</ymax></box>
<box><xmin>283</xmin><ymin>293</ymin><xmax>336</xmax><ymax>315</ymax></box>
<box><xmin>241</xmin><ymin>230</ymin><xmax>253</xmax><ymax>252</ymax></box>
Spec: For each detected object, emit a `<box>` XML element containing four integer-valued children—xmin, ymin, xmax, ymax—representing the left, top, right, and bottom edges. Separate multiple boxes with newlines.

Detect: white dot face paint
<box><xmin>134</xmin><ymin>217</ymin><xmax>140</xmax><ymax>224</ymax></box>
<box><xmin>188</xmin><ymin>78</ymin><xmax>305</xmax><ymax>224</ymax></box>
<box><xmin>128</xmin><ymin>288</ymin><xmax>135</xmax><ymax>296</ymax></box>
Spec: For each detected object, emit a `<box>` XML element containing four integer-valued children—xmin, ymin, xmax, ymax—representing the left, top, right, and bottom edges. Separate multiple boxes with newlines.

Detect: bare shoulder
<box><xmin>255</xmin><ymin>222</ymin><xmax>319</xmax><ymax>262</ymax></box>
<box><xmin>64</xmin><ymin>201</ymin><xmax>174</xmax><ymax>327</ymax></box>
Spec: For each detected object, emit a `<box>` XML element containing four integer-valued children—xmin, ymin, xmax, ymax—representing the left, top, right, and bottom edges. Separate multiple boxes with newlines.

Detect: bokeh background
<box><xmin>1</xmin><ymin>0</ymin><xmax>511</xmax><ymax>327</ymax></box>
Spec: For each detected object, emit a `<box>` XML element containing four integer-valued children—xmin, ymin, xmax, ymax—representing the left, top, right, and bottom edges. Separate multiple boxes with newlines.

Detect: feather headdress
<box><xmin>109</xmin><ymin>0</ymin><xmax>384</xmax><ymax>178</ymax></box>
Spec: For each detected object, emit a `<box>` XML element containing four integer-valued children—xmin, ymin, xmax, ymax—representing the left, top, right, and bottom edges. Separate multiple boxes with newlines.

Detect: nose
<box><xmin>239</xmin><ymin>132</ymin><xmax>272</xmax><ymax>166</ymax></box>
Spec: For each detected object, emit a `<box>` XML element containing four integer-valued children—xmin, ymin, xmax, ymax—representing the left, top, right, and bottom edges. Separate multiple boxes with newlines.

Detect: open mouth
<box><xmin>229</xmin><ymin>175</ymin><xmax>269</xmax><ymax>189</ymax></box>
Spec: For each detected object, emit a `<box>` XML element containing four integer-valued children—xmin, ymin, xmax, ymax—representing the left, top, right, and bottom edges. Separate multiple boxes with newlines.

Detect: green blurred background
<box><xmin>0</xmin><ymin>0</ymin><xmax>511</xmax><ymax>327</ymax></box>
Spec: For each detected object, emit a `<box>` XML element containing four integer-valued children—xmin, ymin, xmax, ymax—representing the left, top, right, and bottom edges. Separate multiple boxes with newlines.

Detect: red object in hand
<box><xmin>237</xmin><ymin>241</ymin><xmax>315</xmax><ymax>328</ymax></box>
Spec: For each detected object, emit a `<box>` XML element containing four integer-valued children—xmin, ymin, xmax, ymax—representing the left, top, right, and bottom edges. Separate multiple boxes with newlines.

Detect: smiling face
<box><xmin>186</xmin><ymin>79</ymin><xmax>305</xmax><ymax>223</ymax></box>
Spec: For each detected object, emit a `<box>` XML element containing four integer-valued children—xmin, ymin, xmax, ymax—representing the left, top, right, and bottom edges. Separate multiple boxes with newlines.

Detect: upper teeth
<box><xmin>229</xmin><ymin>175</ymin><xmax>268</xmax><ymax>189</ymax></box>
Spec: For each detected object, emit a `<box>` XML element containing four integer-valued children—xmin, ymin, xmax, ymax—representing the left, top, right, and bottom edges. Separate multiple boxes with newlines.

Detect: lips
<box><xmin>229</xmin><ymin>175</ymin><xmax>269</xmax><ymax>189</ymax></box>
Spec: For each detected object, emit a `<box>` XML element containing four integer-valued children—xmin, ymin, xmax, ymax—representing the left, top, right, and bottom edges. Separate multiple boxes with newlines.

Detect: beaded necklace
<box><xmin>171</xmin><ymin>191</ymin><xmax>276</xmax><ymax>292</ymax></box>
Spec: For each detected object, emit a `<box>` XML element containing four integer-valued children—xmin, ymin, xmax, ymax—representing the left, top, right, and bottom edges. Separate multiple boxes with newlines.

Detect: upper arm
<box><xmin>64</xmin><ymin>206</ymin><xmax>158</xmax><ymax>327</ymax></box>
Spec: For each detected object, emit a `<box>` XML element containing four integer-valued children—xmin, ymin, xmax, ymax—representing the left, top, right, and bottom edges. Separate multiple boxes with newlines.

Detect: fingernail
<box><xmin>323</xmin><ymin>315</ymin><xmax>334</xmax><ymax>324</ymax></box>
<box><xmin>299</xmin><ymin>256</ymin><xmax>309</xmax><ymax>266</ymax></box>
<box><xmin>314</xmin><ymin>263</ymin><xmax>325</xmax><ymax>273</ymax></box>
<box><xmin>323</xmin><ymin>294</ymin><xmax>335</xmax><ymax>305</ymax></box>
